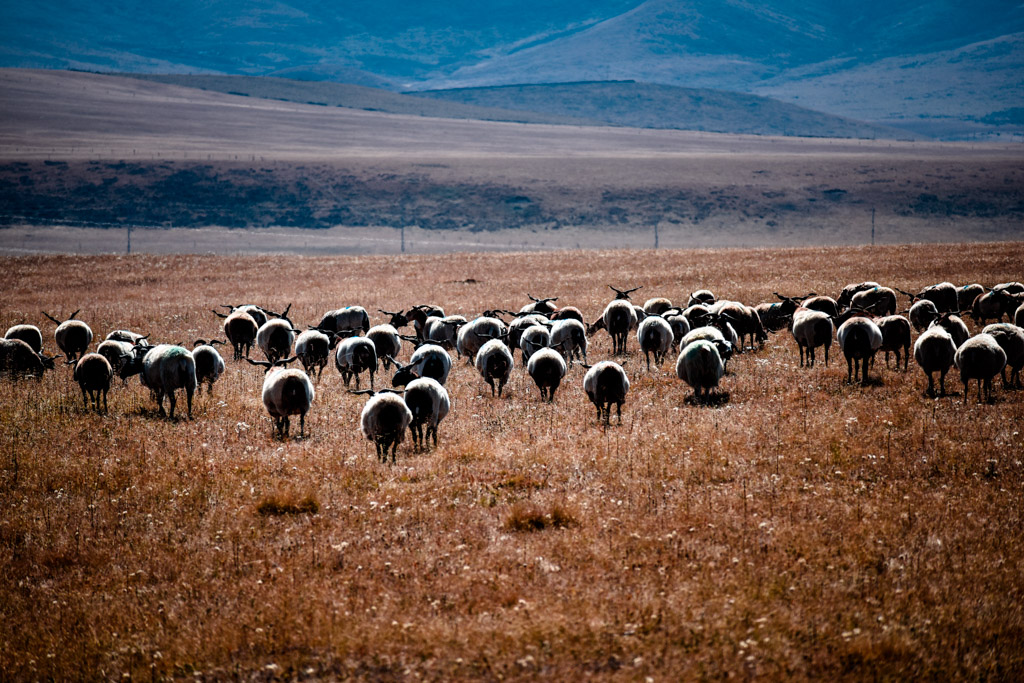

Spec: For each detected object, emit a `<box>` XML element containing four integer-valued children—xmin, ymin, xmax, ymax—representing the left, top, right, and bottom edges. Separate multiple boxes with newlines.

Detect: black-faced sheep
<box><xmin>909</xmin><ymin>299</ymin><xmax>939</xmax><ymax>332</ymax></box>
<box><xmin>358</xmin><ymin>391</ymin><xmax>412</xmax><ymax>463</ymax></box>
<box><xmin>791</xmin><ymin>307</ymin><xmax>834</xmax><ymax>368</ymax></box>
<box><xmin>637</xmin><ymin>315</ymin><xmax>673</xmax><ymax>370</ymax></box>
<box><xmin>317</xmin><ymin>306</ymin><xmax>370</xmax><ymax>336</ymax></box>
<box><xmin>294</xmin><ymin>329</ymin><xmax>335</xmax><ymax>381</ymax></box>
<box><xmin>526</xmin><ymin>344</ymin><xmax>567</xmax><ymax>402</ymax></box>
<box><xmin>0</xmin><ymin>338</ymin><xmax>60</xmax><ymax>378</ymax></box>
<box><xmin>876</xmin><ymin>315</ymin><xmax>912</xmax><ymax>370</ymax></box>
<box><xmin>121</xmin><ymin>344</ymin><xmax>197</xmax><ymax>419</ymax></box>
<box><xmin>213</xmin><ymin>307</ymin><xmax>258</xmax><ymax>360</ymax></box>
<box><xmin>192</xmin><ymin>339</ymin><xmax>226</xmax><ymax>393</ymax></box>
<box><xmin>335</xmin><ymin>336</ymin><xmax>378</xmax><ymax>389</ymax></box>
<box><xmin>519</xmin><ymin>324</ymin><xmax>551</xmax><ymax>363</ymax></box>
<box><xmin>589</xmin><ymin>299</ymin><xmax>637</xmax><ymax>355</ymax></box>
<box><xmin>366</xmin><ymin>324</ymin><xmax>402</xmax><ymax>370</ymax></box>
<box><xmin>391</xmin><ymin>343</ymin><xmax>452</xmax><ymax>387</ymax></box>
<box><xmin>4</xmin><ymin>324</ymin><xmax>43</xmax><ymax>353</ymax></box>
<box><xmin>549</xmin><ymin>318</ymin><xmax>587</xmax><ymax>363</ymax></box>
<box><xmin>929</xmin><ymin>313</ymin><xmax>970</xmax><ymax>349</ymax></box>
<box><xmin>981</xmin><ymin>323</ymin><xmax>1024</xmax><ymax>389</ymax></box>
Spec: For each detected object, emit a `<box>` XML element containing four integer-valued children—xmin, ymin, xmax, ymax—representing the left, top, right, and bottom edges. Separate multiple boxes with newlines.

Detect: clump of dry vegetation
<box><xmin>1</xmin><ymin>242</ymin><xmax>1023</xmax><ymax>680</ymax></box>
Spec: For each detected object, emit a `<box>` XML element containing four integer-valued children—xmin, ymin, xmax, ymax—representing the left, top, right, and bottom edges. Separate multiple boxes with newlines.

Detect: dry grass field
<box><xmin>2</xmin><ymin>243</ymin><xmax>1023</xmax><ymax>680</ymax></box>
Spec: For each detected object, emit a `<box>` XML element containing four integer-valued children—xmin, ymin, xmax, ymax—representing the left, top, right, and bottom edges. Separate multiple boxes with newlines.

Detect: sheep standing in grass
<box><xmin>582</xmin><ymin>360</ymin><xmax>629</xmax><ymax>424</ymax></box>
<box><xmin>982</xmin><ymin>323</ymin><xmax>1024</xmax><ymax>389</ymax></box>
<box><xmin>954</xmin><ymin>333</ymin><xmax>1007</xmax><ymax>402</ymax></box>
<box><xmin>525</xmin><ymin>343</ymin><xmax>567</xmax><ymax>402</ymax></box>
<box><xmin>850</xmin><ymin>287</ymin><xmax>898</xmax><ymax>316</ymax></box>
<box><xmin>663</xmin><ymin>308</ymin><xmax>691</xmax><ymax>350</ymax></box>
<box><xmin>687</xmin><ymin>290</ymin><xmax>716</xmax><ymax>307</ymax></box>
<box><xmin>424</xmin><ymin>315</ymin><xmax>466</xmax><ymax>349</ymax></box>
<box><xmin>404</xmin><ymin>377</ymin><xmax>450</xmax><ymax>450</ymax></box>
<box><xmin>192</xmin><ymin>339</ymin><xmax>226</xmax><ymax>393</ymax></box>
<box><xmin>5</xmin><ymin>324</ymin><xmax>43</xmax><ymax>353</ymax></box>
<box><xmin>519</xmin><ymin>324</ymin><xmax>550</xmax><ymax>363</ymax></box>
<box><xmin>791</xmin><ymin>307</ymin><xmax>834</xmax><ymax>367</ymax></box>
<box><xmin>837</xmin><ymin>282</ymin><xmax>881</xmax><ymax>310</ymax></box>
<box><xmin>637</xmin><ymin>315</ymin><xmax>673</xmax><ymax>370</ymax></box>
<box><xmin>518</xmin><ymin>294</ymin><xmax>560</xmax><ymax>316</ymax></box>
<box><xmin>358</xmin><ymin>391</ymin><xmax>413</xmax><ymax>463</ymax></box>
<box><xmin>121</xmin><ymin>344</ymin><xmax>197</xmax><ymax>419</ymax></box>
<box><xmin>318</xmin><ymin>306</ymin><xmax>370</xmax><ymax>336</ymax></box>
<box><xmin>97</xmin><ymin>339</ymin><xmax>134</xmax><ymax>378</ymax></box>
<box><xmin>913</xmin><ymin>327</ymin><xmax>957</xmax><ymax>396</ymax></box>
<box><xmin>837</xmin><ymin>316</ymin><xmax>883</xmax><ymax>384</ymax></box>
<box><xmin>335</xmin><ymin>336</ymin><xmax>378</xmax><ymax>389</ymax></box>
<box><xmin>929</xmin><ymin>313</ymin><xmax>970</xmax><ymax>349</ymax></box>
<box><xmin>972</xmin><ymin>289</ymin><xmax>1023</xmax><ymax>325</ymax></box>
<box><xmin>643</xmin><ymin>297</ymin><xmax>673</xmax><ymax>315</ymax></box>
<box><xmin>876</xmin><ymin>315</ymin><xmax>912</xmax><ymax>370</ymax></box>
<box><xmin>0</xmin><ymin>338</ymin><xmax>60</xmax><ymax>378</ymax></box>
<box><xmin>294</xmin><ymin>329</ymin><xmax>336</xmax><ymax>380</ymax></box>
<box><xmin>366</xmin><ymin>324</ymin><xmax>402</xmax><ymax>370</ymax></box>
<box><xmin>73</xmin><ymin>353</ymin><xmax>113</xmax><ymax>412</ymax></box>
<box><xmin>457</xmin><ymin>315</ymin><xmax>508</xmax><ymax>362</ymax></box>
<box><xmin>247</xmin><ymin>357</ymin><xmax>314</xmax><ymax>437</ymax></box>
<box><xmin>508</xmin><ymin>314</ymin><xmax>549</xmax><ymax>361</ymax></box>
<box><xmin>909</xmin><ymin>299</ymin><xmax>939</xmax><ymax>332</ymax></box>
<box><xmin>256</xmin><ymin>304</ymin><xmax>298</xmax><ymax>364</ymax></box>
<box><xmin>800</xmin><ymin>295</ymin><xmax>840</xmax><ymax>319</ymax></box>
<box><xmin>475</xmin><ymin>338</ymin><xmax>514</xmax><ymax>396</ymax></box>
<box><xmin>43</xmin><ymin>310</ymin><xmax>92</xmax><ymax>362</ymax></box>
<box><xmin>214</xmin><ymin>307</ymin><xmax>258</xmax><ymax>360</ymax></box>
<box><xmin>958</xmin><ymin>283</ymin><xmax>986</xmax><ymax>312</ymax></box>
<box><xmin>549</xmin><ymin>318</ymin><xmax>587</xmax><ymax>363</ymax></box>
<box><xmin>391</xmin><ymin>343</ymin><xmax>452</xmax><ymax>386</ymax></box>
<box><xmin>590</xmin><ymin>299</ymin><xmax>637</xmax><ymax>355</ymax></box>
<box><xmin>676</xmin><ymin>340</ymin><xmax>725</xmax><ymax>403</ymax></box>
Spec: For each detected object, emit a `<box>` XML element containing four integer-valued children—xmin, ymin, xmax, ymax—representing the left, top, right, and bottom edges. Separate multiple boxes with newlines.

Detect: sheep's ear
<box><xmin>281</xmin><ymin>303</ymin><xmax>292</xmax><ymax>318</ymax></box>
<box><xmin>65</xmin><ymin>358</ymin><xmax>77</xmax><ymax>366</ymax></box>
<box><xmin>42</xmin><ymin>311</ymin><xmax>62</xmax><ymax>324</ymax></box>
<box><xmin>210</xmin><ymin>339</ymin><xmax>226</xmax><ymax>346</ymax></box>
<box><xmin>275</xmin><ymin>356</ymin><xmax>298</xmax><ymax>367</ymax></box>
<box><xmin>349</xmin><ymin>389</ymin><xmax>375</xmax><ymax>396</ymax></box>
<box><xmin>194</xmin><ymin>339</ymin><xmax>206</xmax><ymax>347</ymax></box>
<box><xmin>246</xmin><ymin>358</ymin><xmax>271</xmax><ymax>368</ymax></box>
<box><xmin>211</xmin><ymin>309</ymin><xmax>228</xmax><ymax>319</ymax></box>
<box><xmin>69</xmin><ymin>309</ymin><xmax>81</xmax><ymax>320</ymax></box>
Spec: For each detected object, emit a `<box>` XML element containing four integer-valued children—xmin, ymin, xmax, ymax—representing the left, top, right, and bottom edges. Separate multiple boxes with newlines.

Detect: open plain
<box><xmin>2</xmin><ymin>243</ymin><xmax>1024</xmax><ymax>679</ymax></box>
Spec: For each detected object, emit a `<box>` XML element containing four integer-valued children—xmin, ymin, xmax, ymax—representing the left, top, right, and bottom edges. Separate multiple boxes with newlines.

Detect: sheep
<box><xmin>954</xmin><ymin>333</ymin><xmax>1007</xmax><ymax>403</ymax></box>
<box><xmin>121</xmin><ymin>344</ymin><xmax>197</xmax><ymax>419</ymax></box>
<box><xmin>913</xmin><ymin>327</ymin><xmax>957</xmax><ymax>396</ymax></box>
<box><xmin>582</xmin><ymin>360</ymin><xmax>629</xmax><ymax>424</ymax></box>
<box><xmin>256</xmin><ymin>304</ymin><xmax>298</xmax><ymax>364</ymax></box>
<box><xmin>918</xmin><ymin>282</ymin><xmax>959</xmax><ymax>313</ymax></box>
<box><xmin>191</xmin><ymin>339</ymin><xmax>226</xmax><ymax>393</ymax></box>
<box><xmin>475</xmin><ymin>338</ymin><xmax>514</xmax><ymax>396</ymax></box>
<box><xmin>366</xmin><ymin>324</ymin><xmax>402</xmax><ymax>370</ymax></box>
<box><xmin>849</xmin><ymin>286</ymin><xmax>898</xmax><ymax>316</ymax></box>
<box><xmin>96</xmin><ymin>339</ymin><xmax>134</xmax><ymax>378</ymax></box>
<box><xmin>681</xmin><ymin>304</ymin><xmax>712</xmax><ymax>330</ymax></box>
<box><xmin>457</xmin><ymin>315</ymin><xmax>508</xmax><ymax>362</ymax></box>
<box><xmin>526</xmin><ymin>345</ymin><xmax>567</xmax><ymax>402</ymax></box>
<box><xmin>391</xmin><ymin>343</ymin><xmax>452</xmax><ymax>386</ymax></box>
<box><xmin>993</xmin><ymin>281</ymin><xmax>1024</xmax><ymax>295</ymax></box>
<box><xmin>294</xmin><ymin>328</ymin><xmax>336</xmax><ymax>380</ymax></box>
<box><xmin>507</xmin><ymin>314</ymin><xmax>549</xmax><ymax>361</ymax></box>
<box><xmin>213</xmin><ymin>307</ymin><xmax>258</xmax><ymax>360</ymax></box>
<box><xmin>755</xmin><ymin>293</ymin><xmax>812</xmax><ymax>333</ymax></box>
<box><xmin>662</xmin><ymin>308</ymin><xmax>691</xmax><ymax>350</ymax></box>
<box><xmin>642</xmin><ymin>297</ymin><xmax>673</xmax><ymax>315</ymax></box>
<box><xmin>687</xmin><ymin>290</ymin><xmax>716</xmax><ymax>307</ymax></box>
<box><xmin>218</xmin><ymin>304</ymin><xmax>269</xmax><ymax>328</ymax></box>
<box><xmin>791</xmin><ymin>307</ymin><xmax>834</xmax><ymax>368</ymax></box>
<box><xmin>972</xmin><ymin>289</ymin><xmax>1022</xmax><ymax>325</ymax></box>
<box><xmin>424</xmin><ymin>315</ymin><xmax>466</xmax><ymax>349</ymax></box>
<box><xmin>247</xmin><ymin>357</ymin><xmax>314</xmax><ymax>437</ymax></box>
<box><xmin>837</xmin><ymin>316</ymin><xmax>883</xmax><ymax>384</ymax></box>
<box><xmin>105</xmin><ymin>329</ymin><xmax>148</xmax><ymax>344</ymax></box>
<box><xmin>958</xmin><ymin>284</ymin><xmax>986</xmax><ymax>312</ymax></box>
<box><xmin>609</xmin><ymin>285</ymin><xmax>643</xmax><ymax>301</ymax></box>
<box><xmin>335</xmin><ymin>335</ymin><xmax>378</xmax><ymax>389</ymax></box>
<box><xmin>800</xmin><ymin>295</ymin><xmax>840</xmax><ymax>319</ymax></box>
<box><xmin>632</xmin><ymin>305</ymin><xmax>647</xmax><ymax>329</ymax></box>
<box><xmin>4</xmin><ymin>324</ymin><xmax>43</xmax><ymax>353</ymax></box>
<box><xmin>676</xmin><ymin>339</ymin><xmax>725</xmax><ymax>402</ymax></box>
<box><xmin>518</xmin><ymin>294</ymin><xmax>560</xmax><ymax>316</ymax></box>
<box><xmin>0</xmin><ymin>338</ymin><xmax>60</xmax><ymax>378</ymax></box>
<box><xmin>404</xmin><ymin>377</ymin><xmax>450</xmax><ymax>449</ymax></box>
<box><xmin>378</xmin><ymin>308</ymin><xmax>411</xmax><ymax>331</ymax></box>
<box><xmin>929</xmin><ymin>312</ymin><xmax>970</xmax><ymax>349</ymax></box>
<box><xmin>716</xmin><ymin>302</ymin><xmax>766</xmax><ymax>351</ymax></box>
<box><xmin>317</xmin><ymin>306</ymin><xmax>370</xmax><ymax>336</ymax></box>
<box><xmin>908</xmin><ymin>299</ymin><xmax>939</xmax><ymax>332</ymax></box>
<box><xmin>1016</xmin><ymin>303</ymin><xmax>1024</xmax><ymax>328</ymax></box>
<box><xmin>357</xmin><ymin>390</ymin><xmax>413</xmax><ymax>463</ymax></box>
<box><xmin>73</xmin><ymin>353</ymin><xmax>113</xmax><ymax>412</ymax></box>
<box><xmin>590</xmin><ymin>299</ymin><xmax>637</xmax><ymax>355</ymax></box>
<box><xmin>837</xmin><ymin>282</ymin><xmax>881</xmax><ymax>310</ymax></box>
<box><xmin>981</xmin><ymin>323</ymin><xmax>1024</xmax><ymax>389</ymax></box>
<box><xmin>519</xmin><ymin>324</ymin><xmax>550</xmax><ymax>363</ymax></box>
<box><xmin>549</xmin><ymin>318</ymin><xmax>588</xmax><ymax>363</ymax></box>
<box><xmin>876</xmin><ymin>315</ymin><xmax>912</xmax><ymax>370</ymax></box>
<box><xmin>549</xmin><ymin>306</ymin><xmax>585</xmax><ymax>323</ymax></box>
<box><xmin>43</xmin><ymin>310</ymin><xmax>92</xmax><ymax>362</ymax></box>
<box><xmin>405</xmin><ymin>304</ymin><xmax>445</xmax><ymax>340</ymax></box>
<box><xmin>637</xmin><ymin>315</ymin><xmax>673</xmax><ymax>370</ymax></box>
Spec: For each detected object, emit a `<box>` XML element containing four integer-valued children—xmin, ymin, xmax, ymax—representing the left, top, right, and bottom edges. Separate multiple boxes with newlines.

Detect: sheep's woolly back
<box><xmin>404</xmin><ymin>377</ymin><xmax>450</xmax><ymax>427</ymax></box>
<box><xmin>637</xmin><ymin>316</ymin><xmax>673</xmax><ymax>353</ymax></box>
<box><xmin>914</xmin><ymin>327</ymin><xmax>957</xmax><ymax>373</ymax></box>
<box><xmin>955</xmin><ymin>333</ymin><xmax>1007</xmax><ymax>380</ymax></box>
<box><xmin>475</xmin><ymin>339</ymin><xmax>514</xmax><ymax>380</ymax></box>
<box><xmin>583</xmin><ymin>361</ymin><xmax>629</xmax><ymax>402</ymax></box>
<box><xmin>837</xmin><ymin>317</ymin><xmax>883</xmax><ymax>356</ymax></box>
<box><xmin>262</xmin><ymin>368</ymin><xmax>314</xmax><ymax>419</ymax></box>
<box><xmin>676</xmin><ymin>340</ymin><xmax>724</xmax><ymax>391</ymax></box>
<box><xmin>360</xmin><ymin>393</ymin><xmax>412</xmax><ymax>442</ymax></box>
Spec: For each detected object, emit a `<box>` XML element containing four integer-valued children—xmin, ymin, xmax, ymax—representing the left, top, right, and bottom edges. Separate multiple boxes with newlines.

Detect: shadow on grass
<box><xmin>683</xmin><ymin>391</ymin><xmax>731</xmax><ymax>407</ymax></box>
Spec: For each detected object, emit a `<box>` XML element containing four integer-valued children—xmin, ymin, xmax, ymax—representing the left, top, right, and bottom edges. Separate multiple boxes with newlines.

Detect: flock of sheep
<box><xmin>2</xmin><ymin>279</ymin><xmax>1022</xmax><ymax>462</ymax></box>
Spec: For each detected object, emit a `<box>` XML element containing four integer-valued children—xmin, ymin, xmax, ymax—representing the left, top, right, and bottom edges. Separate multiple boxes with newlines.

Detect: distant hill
<box><xmin>410</xmin><ymin>81</ymin><xmax>914</xmax><ymax>139</ymax></box>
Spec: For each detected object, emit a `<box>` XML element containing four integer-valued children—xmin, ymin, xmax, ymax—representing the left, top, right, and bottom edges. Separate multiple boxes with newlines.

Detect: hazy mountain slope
<box><xmin>412</xmin><ymin>82</ymin><xmax>913</xmax><ymax>139</ymax></box>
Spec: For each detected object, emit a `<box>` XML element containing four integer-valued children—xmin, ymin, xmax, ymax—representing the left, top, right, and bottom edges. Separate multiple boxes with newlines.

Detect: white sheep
<box><xmin>335</xmin><ymin>336</ymin><xmax>378</xmax><ymax>389</ymax></box>
<box><xmin>589</xmin><ymin>299</ymin><xmax>636</xmax><ymax>355</ymax></box>
<box><xmin>791</xmin><ymin>307</ymin><xmax>834</xmax><ymax>368</ymax></box>
<box><xmin>475</xmin><ymin>338</ymin><xmax>514</xmax><ymax>396</ymax></box>
<box><xmin>954</xmin><ymin>333</ymin><xmax>1007</xmax><ymax>402</ymax></box>
<box><xmin>663</xmin><ymin>309</ymin><xmax>691</xmax><ymax>349</ymax></box>
<box><xmin>837</xmin><ymin>316</ymin><xmax>883</xmax><ymax>384</ymax></box>
<box><xmin>908</xmin><ymin>299</ymin><xmax>939</xmax><ymax>332</ymax></box>
<box><xmin>213</xmin><ymin>307</ymin><xmax>258</xmax><ymax>360</ymax></box>
<box><xmin>256</xmin><ymin>304</ymin><xmax>297</xmax><ymax>364</ymax></box>
<box><xmin>928</xmin><ymin>313</ymin><xmax>970</xmax><ymax>348</ymax></box>
<box><xmin>958</xmin><ymin>283</ymin><xmax>986</xmax><ymax>312</ymax></box>
<box><xmin>43</xmin><ymin>310</ymin><xmax>93</xmax><ymax>362</ymax></box>
<box><xmin>643</xmin><ymin>297</ymin><xmax>673</xmax><ymax>315</ymax></box>
<box><xmin>248</xmin><ymin>357</ymin><xmax>314</xmax><ymax>437</ymax></box>
<box><xmin>359</xmin><ymin>391</ymin><xmax>413</xmax><ymax>463</ymax></box>
<box><xmin>390</xmin><ymin>343</ymin><xmax>452</xmax><ymax>386</ymax></box>
<box><xmin>424</xmin><ymin>315</ymin><xmax>466</xmax><ymax>349</ymax></box>
<box><xmin>676</xmin><ymin>339</ymin><xmax>725</xmax><ymax>402</ymax></box>
<box><xmin>122</xmin><ymin>344</ymin><xmax>197</xmax><ymax>419</ymax></box>
<box><xmin>876</xmin><ymin>315</ymin><xmax>912</xmax><ymax>370</ymax></box>
<box><xmin>318</xmin><ymin>306</ymin><xmax>370</xmax><ymax>335</ymax></box>
<box><xmin>913</xmin><ymin>327</ymin><xmax>957</xmax><ymax>396</ymax></box>
<box><xmin>404</xmin><ymin>377</ymin><xmax>450</xmax><ymax>449</ymax></box>
<box><xmin>981</xmin><ymin>323</ymin><xmax>1024</xmax><ymax>389</ymax></box>
<box><xmin>582</xmin><ymin>360</ymin><xmax>629</xmax><ymax>424</ymax></box>
<box><xmin>508</xmin><ymin>313</ymin><xmax>550</xmax><ymax>360</ymax></box>
<box><xmin>191</xmin><ymin>339</ymin><xmax>226</xmax><ymax>393</ymax></box>
<box><xmin>849</xmin><ymin>286</ymin><xmax>898</xmax><ymax>316</ymax></box>
<box><xmin>4</xmin><ymin>324</ymin><xmax>43</xmax><ymax>353</ymax></box>
<box><xmin>549</xmin><ymin>318</ymin><xmax>587</xmax><ymax>363</ymax></box>
<box><xmin>73</xmin><ymin>352</ymin><xmax>113</xmax><ymax>412</ymax></box>
<box><xmin>0</xmin><ymin>338</ymin><xmax>60</xmax><ymax>378</ymax></box>
<box><xmin>687</xmin><ymin>290</ymin><xmax>716</xmax><ymax>307</ymax></box>
<box><xmin>519</xmin><ymin>324</ymin><xmax>550</xmax><ymax>363</ymax></box>
<box><xmin>366</xmin><ymin>324</ymin><xmax>402</xmax><ymax>370</ymax></box>
<box><xmin>294</xmin><ymin>328</ymin><xmax>335</xmax><ymax>380</ymax></box>
<box><xmin>836</xmin><ymin>282</ymin><xmax>881</xmax><ymax>310</ymax></box>
<box><xmin>526</xmin><ymin>345</ymin><xmax>567</xmax><ymax>402</ymax></box>
<box><xmin>96</xmin><ymin>339</ymin><xmax>134</xmax><ymax>379</ymax></box>
<box><xmin>457</xmin><ymin>315</ymin><xmax>508</xmax><ymax>362</ymax></box>
<box><xmin>637</xmin><ymin>315</ymin><xmax>673</xmax><ymax>370</ymax></box>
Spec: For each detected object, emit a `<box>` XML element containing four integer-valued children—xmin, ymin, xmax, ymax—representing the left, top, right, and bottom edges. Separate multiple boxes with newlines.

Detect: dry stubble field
<box><xmin>2</xmin><ymin>243</ymin><xmax>1024</xmax><ymax>680</ymax></box>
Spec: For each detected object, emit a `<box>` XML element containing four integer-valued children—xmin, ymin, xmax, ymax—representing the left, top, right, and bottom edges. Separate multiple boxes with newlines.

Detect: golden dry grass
<box><xmin>1</xmin><ymin>242</ymin><xmax>1023</xmax><ymax>680</ymax></box>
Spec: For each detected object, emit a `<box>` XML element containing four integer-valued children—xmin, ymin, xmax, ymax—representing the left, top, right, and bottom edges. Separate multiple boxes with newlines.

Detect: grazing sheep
<box><xmin>681</xmin><ymin>304</ymin><xmax>712</xmax><ymax>330</ymax></box>
<box><xmin>549</xmin><ymin>306</ymin><xmax>585</xmax><ymax>323</ymax></box>
<box><xmin>191</xmin><ymin>339</ymin><xmax>226</xmax><ymax>393</ymax></box>
<box><xmin>993</xmin><ymin>282</ymin><xmax>1024</xmax><ymax>295</ymax></box>
<box><xmin>5</xmin><ymin>324</ymin><xmax>43</xmax><ymax>353</ymax></box>
<box><xmin>405</xmin><ymin>304</ymin><xmax>446</xmax><ymax>340</ymax></box>
<box><xmin>391</xmin><ymin>343</ymin><xmax>452</xmax><ymax>386</ymax></box>
<box><xmin>676</xmin><ymin>339</ymin><xmax>725</xmax><ymax>402</ymax></box>
<box><xmin>358</xmin><ymin>391</ymin><xmax>413</xmax><ymax>463</ymax></box>
<box><xmin>876</xmin><ymin>315</ymin><xmax>912</xmax><ymax>370</ymax></box>
<box><xmin>96</xmin><ymin>339</ymin><xmax>134</xmax><ymax>378</ymax></box>
<box><xmin>43</xmin><ymin>310</ymin><xmax>93</xmax><ymax>362</ymax></box>
<box><xmin>519</xmin><ymin>324</ymin><xmax>551</xmax><ymax>363</ymax></box>
<box><xmin>643</xmin><ymin>297</ymin><xmax>673</xmax><ymax>315</ymax></box>
<box><xmin>972</xmin><ymin>289</ymin><xmax>1022</xmax><ymax>325</ymax></box>
<box><xmin>378</xmin><ymin>308</ymin><xmax>411</xmax><ymax>331</ymax></box>
<box><xmin>73</xmin><ymin>353</ymin><xmax>113</xmax><ymax>412</ymax></box>
<box><xmin>837</xmin><ymin>282</ymin><xmax>881</xmax><ymax>310</ymax></box>
<box><xmin>549</xmin><ymin>318</ymin><xmax>588</xmax><ymax>363</ymax></box>
<box><xmin>0</xmin><ymin>338</ymin><xmax>60</xmax><ymax>378</ymax></box>
<box><xmin>294</xmin><ymin>329</ymin><xmax>336</xmax><ymax>380</ymax></box>
<box><xmin>457</xmin><ymin>316</ymin><xmax>508</xmax><ymax>362</ymax></box>
<box><xmin>663</xmin><ymin>308</ymin><xmax>691</xmax><ymax>350</ymax></box>
<box><xmin>917</xmin><ymin>282</ymin><xmax>959</xmax><ymax>313</ymax></box>
<box><xmin>837</xmin><ymin>316</ymin><xmax>884</xmax><ymax>384</ymax></box>
<box><xmin>424</xmin><ymin>315</ymin><xmax>466</xmax><ymax>349</ymax></box>
<box><xmin>213</xmin><ymin>307</ymin><xmax>258</xmax><ymax>360</ymax></box>
<box><xmin>800</xmin><ymin>295</ymin><xmax>840</xmax><ymax>319</ymax></box>
<box><xmin>404</xmin><ymin>377</ymin><xmax>450</xmax><ymax>449</ymax></box>
<box><xmin>609</xmin><ymin>285</ymin><xmax>643</xmax><ymax>301</ymax></box>
<box><xmin>954</xmin><ymin>333</ymin><xmax>1007</xmax><ymax>403</ymax></box>
<box><xmin>913</xmin><ymin>327</ymin><xmax>957</xmax><ymax>396</ymax></box>
<box><xmin>335</xmin><ymin>336</ymin><xmax>378</xmax><ymax>389</ymax></box>
<box><xmin>518</xmin><ymin>294</ymin><xmax>559</xmax><ymax>316</ymax></box>
<box><xmin>687</xmin><ymin>290</ymin><xmax>716</xmax><ymax>307</ymax></box>
<box><xmin>958</xmin><ymin>284</ymin><xmax>986</xmax><ymax>312</ymax></box>
<box><xmin>582</xmin><ymin>360</ymin><xmax>629</xmax><ymax>424</ymax></box>
<box><xmin>590</xmin><ymin>299</ymin><xmax>637</xmax><ymax>355</ymax></box>
<box><xmin>508</xmin><ymin>314</ymin><xmax>549</xmax><ymax>361</ymax></box>
<box><xmin>526</xmin><ymin>346</ymin><xmax>567</xmax><ymax>402</ymax></box>
<box><xmin>849</xmin><ymin>286</ymin><xmax>898</xmax><ymax>316</ymax></box>
<box><xmin>791</xmin><ymin>307</ymin><xmax>834</xmax><ymax>368</ymax></box>
<box><xmin>317</xmin><ymin>306</ymin><xmax>370</xmax><ymax>335</ymax></box>
<box><xmin>366</xmin><ymin>324</ymin><xmax>402</xmax><ymax>370</ymax></box>
<box><xmin>256</xmin><ymin>304</ymin><xmax>298</xmax><ymax>364</ymax></box>
<box><xmin>755</xmin><ymin>293</ymin><xmax>813</xmax><ymax>333</ymax></box>
<box><xmin>247</xmin><ymin>357</ymin><xmax>314</xmax><ymax>438</ymax></box>
<box><xmin>908</xmin><ymin>299</ymin><xmax>939</xmax><ymax>332</ymax></box>
<box><xmin>981</xmin><ymin>323</ymin><xmax>1024</xmax><ymax>389</ymax></box>
<box><xmin>219</xmin><ymin>304</ymin><xmax>269</xmax><ymax>328</ymax></box>
<box><xmin>121</xmin><ymin>344</ymin><xmax>197</xmax><ymax>419</ymax></box>
<box><xmin>637</xmin><ymin>315</ymin><xmax>673</xmax><ymax>370</ymax></box>
<box><xmin>475</xmin><ymin>338</ymin><xmax>514</xmax><ymax>396</ymax></box>
<box><xmin>718</xmin><ymin>302</ymin><xmax>766</xmax><ymax>351</ymax></box>
<box><xmin>679</xmin><ymin>326</ymin><xmax>734</xmax><ymax>367</ymax></box>
<box><xmin>929</xmin><ymin>313</ymin><xmax>970</xmax><ymax>349</ymax></box>
<box><xmin>105</xmin><ymin>329</ymin><xmax>148</xmax><ymax>344</ymax></box>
